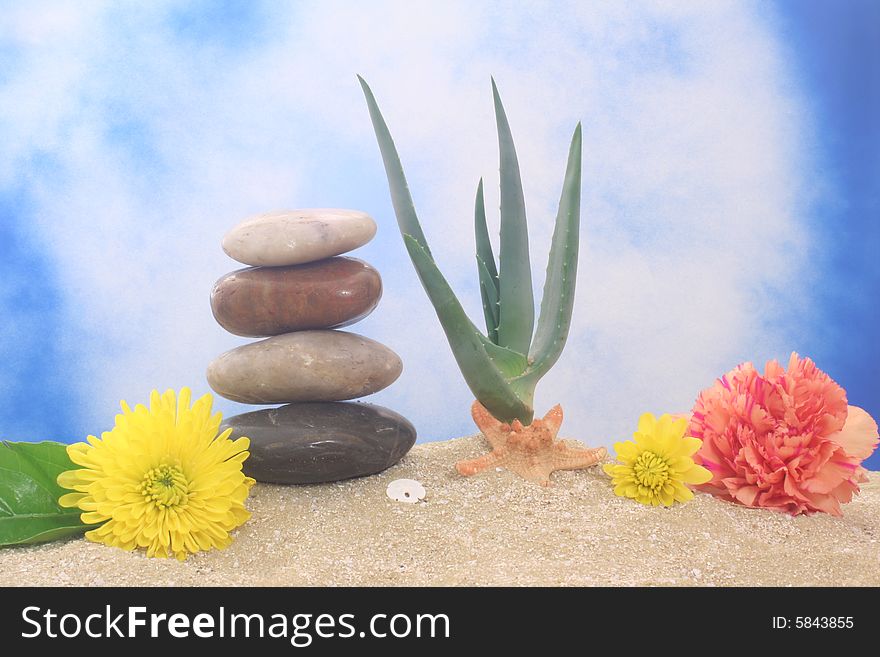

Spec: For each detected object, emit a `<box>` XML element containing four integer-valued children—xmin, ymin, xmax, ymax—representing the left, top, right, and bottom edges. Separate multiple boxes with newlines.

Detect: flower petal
<box><xmin>681</xmin><ymin>464</ymin><xmax>713</xmax><ymax>486</ymax></box>
<box><xmin>613</xmin><ymin>440</ymin><xmax>639</xmax><ymax>462</ymax></box>
<box><xmin>637</xmin><ymin>413</ymin><xmax>656</xmax><ymax>436</ymax></box>
<box><xmin>672</xmin><ymin>436</ymin><xmax>703</xmax><ymax>459</ymax></box>
<box><xmin>827</xmin><ymin>406</ymin><xmax>879</xmax><ymax>460</ymax></box>
<box><xmin>58</xmin><ymin>492</ymin><xmax>87</xmax><ymax>508</ymax></box>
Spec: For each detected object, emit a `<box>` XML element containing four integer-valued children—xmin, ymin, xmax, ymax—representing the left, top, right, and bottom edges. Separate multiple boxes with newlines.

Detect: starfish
<box><xmin>456</xmin><ymin>401</ymin><xmax>607</xmax><ymax>486</ymax></box>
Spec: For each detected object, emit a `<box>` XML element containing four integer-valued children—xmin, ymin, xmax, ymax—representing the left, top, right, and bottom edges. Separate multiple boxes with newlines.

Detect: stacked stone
<box><xmin>206</xmin><ymin>209</ymin><xmax>416</xmax><ymax>484</ymax></box>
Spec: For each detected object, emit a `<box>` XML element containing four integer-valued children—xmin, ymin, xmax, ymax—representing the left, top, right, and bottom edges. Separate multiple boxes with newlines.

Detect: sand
<box><xmin>1</xmin><ymin>435</ymin><xmax>878</xmax><ymax>587</ymax></box>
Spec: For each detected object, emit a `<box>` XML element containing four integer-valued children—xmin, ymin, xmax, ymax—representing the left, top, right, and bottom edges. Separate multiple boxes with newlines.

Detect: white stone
<box><xmin>386</xmin><ymin>479</ymin><xmax>426</xmax><ymax>504</ymax></box>
<box><xmin>222</xmin><ymin>209</ymin><xmax>377</xmax><ymax>266</ymax></box>
<box><xmin>206</xmin><ymin>329</ymin><xmax>402</xmax><ymax>403</ymax></box>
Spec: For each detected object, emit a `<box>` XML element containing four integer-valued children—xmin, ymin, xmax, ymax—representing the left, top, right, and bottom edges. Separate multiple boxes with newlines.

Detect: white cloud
<box><xmin>0</xmin><ymin>1</ymin><xmax>812</xmax><ymax>445</ymax></box>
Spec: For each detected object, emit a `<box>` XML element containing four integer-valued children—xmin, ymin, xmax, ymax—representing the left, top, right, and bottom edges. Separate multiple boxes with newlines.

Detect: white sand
<box><xmin>1</xmin><ymin>435</ymin><xmax>878</xmax><ymax>586</ymax></box>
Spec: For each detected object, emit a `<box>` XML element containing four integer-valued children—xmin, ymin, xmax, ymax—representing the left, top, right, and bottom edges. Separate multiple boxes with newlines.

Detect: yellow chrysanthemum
<box><xmin>603</xmin><ymin>413</ymin><xmax>712</xmax><ymax>507</ymax></box>
<box><xmin>57</xmin><ymin>388</ymin><xmax>255</xmax><ymax>560</ymax></box>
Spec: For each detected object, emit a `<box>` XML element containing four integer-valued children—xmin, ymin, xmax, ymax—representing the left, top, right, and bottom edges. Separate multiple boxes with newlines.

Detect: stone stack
<box><xmin>206</xmin><ymin>209</ymin><xmax>416</xmax><ymax>484</ymax></box>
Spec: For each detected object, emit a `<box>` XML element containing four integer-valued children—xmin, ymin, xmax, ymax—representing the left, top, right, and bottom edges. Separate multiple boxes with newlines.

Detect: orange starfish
<box><xmin>456</xmin><ymin>401</ymin><xmax>607</xmax><ymax>486</ymax></box>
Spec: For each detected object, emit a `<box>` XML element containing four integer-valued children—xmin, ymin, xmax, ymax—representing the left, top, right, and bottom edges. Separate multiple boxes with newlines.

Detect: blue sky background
<box><xmin>774</xmin><ymin>0</ymin><xmax>879</xmax><ymax>470</ymax></box>
<box><xmin>0</xmin><ymin>1</ymin><xmax>877</xmax><ymax>469</ymax></box>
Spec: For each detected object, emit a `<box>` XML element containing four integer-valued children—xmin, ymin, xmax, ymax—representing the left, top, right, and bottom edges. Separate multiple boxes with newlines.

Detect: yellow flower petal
<box><xmin>671</xmin><ymin>481</ymin><xmax>695</xmax><ymax>502</ymax></box>
<box><xmin>671</xmin><ymin>436</ymin><xmax>703</xmax><ymax>458</ymax></box>
<box><xmin>637</xmin><ymin>413</ymin><xmax>657</xmax><ymax>435</ymax></box>
<box><xmin>58</xmin><ymin>492</ymin><xmax>87</xmax><ymax>508</ymax></box>
<box><xmin>681</xmin><ymin>464</ymin><xmax>713</xmax><ymax>485</ymax></box>
<box><xmin>614</xmin><ymin>440</ymin><xmax>639</xmax><ymax>462</ymax></box>
<box><xmin>80</xmin><ymin>511</ymin><xmax>106</xmax><ymax>525</ymax></box>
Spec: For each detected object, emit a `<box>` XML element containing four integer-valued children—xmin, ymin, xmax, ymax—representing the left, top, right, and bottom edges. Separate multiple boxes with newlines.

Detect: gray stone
<box><xmin>222</xmin><ymin>402</ymin><xmax>417</xmax><ymax>484</ymax></box>
<box><xmin>206</xmin><ymin>330</ymin><xmax>402</xmax><ymax>404</ymax></box>
<box><xmin>222</xmin><ymin>209</ymin><xmax>377</xmax><ymax>267</ymax></box>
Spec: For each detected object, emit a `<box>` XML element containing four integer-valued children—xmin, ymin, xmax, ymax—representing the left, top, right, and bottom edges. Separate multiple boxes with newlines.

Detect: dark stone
<box><xmin>210</xmin><ymin>257</ymin><xmax>382</xmax><ymax>337</ymax></box>
<box><xmin>221</xmin><ymin>402</ymin><xmax>417</xmax><ymax>484</ymax></box>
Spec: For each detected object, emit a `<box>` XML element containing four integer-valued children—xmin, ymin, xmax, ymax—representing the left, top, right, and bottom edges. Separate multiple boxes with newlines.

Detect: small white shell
<box><xmin>386</xmin><ymin>479</ymin><xmax>426</xmax><ymax>504</ymax></box>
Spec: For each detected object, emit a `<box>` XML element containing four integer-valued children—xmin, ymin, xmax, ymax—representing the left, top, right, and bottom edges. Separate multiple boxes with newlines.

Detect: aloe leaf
<box><xmin>403</xmin><ymin>234</ymin><xmax>533</xmax><ymax>423</ymax></box>
<box><xmin>477</xmin><ymin>256</ymin><xmax>500</xmax><ymax>343</ymax></box>
<box><xmin>0</xmin><ymin>441</ymin><xmax>89</xmax><ymax>547</ymax></box>
<box><xmin>519</xmin><ymin>123</ymin><xmax>583</xmax><ymax>386</ymax></box>
<box><xmin>492</xmin><ymin>78</ymin><xmax>534</xmax><ymax>355</ymax></box>
<box><xmin>473</xmin><ymin>179</ymin><xmax>499</xmax><ymax>282</ymax></box>
<box><xmin>474</xmin><ymin>179</ymin><xmax>500</xmax><ymax>342</ymax></box>
<box><xmin>358</xmin><ymin>75</ymin><xmax>431</xmax><ymax>254</ymax></box>
<box><xmin>478</xmin><ymin>334</ymin><xmax>529</xmax><ymax>379</ymax></box>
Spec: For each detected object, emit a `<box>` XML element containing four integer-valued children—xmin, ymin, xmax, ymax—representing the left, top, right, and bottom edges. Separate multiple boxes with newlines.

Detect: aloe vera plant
<box><xmin>359</xmin><ymin>76</ymin><xmax>582</xmax><ymax>426</ymax></box>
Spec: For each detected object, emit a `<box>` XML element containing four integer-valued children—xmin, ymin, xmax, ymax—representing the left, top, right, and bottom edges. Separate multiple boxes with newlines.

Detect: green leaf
<box><xmin>477</xmin><ymin>255</ymin><xmax>500</xmax><ymax>344</ymax></box>
<box><xmin>473</xmin><ymin>179</ymin><xmax>500</xmax><ymax>342</ymax></box>
<box><xmin>473</xmin><ymin>179</ymin><xmax>499</xmax><ymax>283</ymax></box>
<box><xmin>0</xmin><ymin>441</ymin><xmax>89</xmax><ymax>547</ymax></box>
<box><xmin>520</xmin><ymin>122</ymin><xmax>583</xmax><ymax>387</ymax></box>
<box><xmin>492</xmin><ymin>78</ymin><xmax>534</xmax><ymax>355</ymax></box>
<box><xmin>403</xmin><ymin>234</ymin><xmax>533</xmax><ymax>424</ymax></box>
<box><xmin>358</xmin><ymin>75</ymin><xmax>431</xmax><ymax>255</ymax></box>
<box><xmin>479</xmin><ymin>336</ymin><xmax>529</xmax><ymax>379</ymax></box>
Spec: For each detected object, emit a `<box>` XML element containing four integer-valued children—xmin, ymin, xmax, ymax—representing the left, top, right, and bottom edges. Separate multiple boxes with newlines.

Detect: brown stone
<box><xmin>210</xmin><ymin>257</ymin><xmax>382</xmax><ymax>337</ymax></box>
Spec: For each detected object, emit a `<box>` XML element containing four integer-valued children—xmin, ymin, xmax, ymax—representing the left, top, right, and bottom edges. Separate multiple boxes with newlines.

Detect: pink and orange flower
<box><xmin>689</xmin><ymin>353</ymin><xmax>878</xmax><ymax>516</ymax></box>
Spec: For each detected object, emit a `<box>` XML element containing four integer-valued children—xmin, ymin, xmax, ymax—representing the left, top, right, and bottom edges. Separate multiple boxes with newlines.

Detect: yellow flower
<box><xmin>57</xmin><ymin>388</ymin><xmax>255</xmax><ymax>560</ymax></box>
<box><xmin>603</xmin><ymin>413</ymin><xmax>712</xmax><ymax>507</ymax></box>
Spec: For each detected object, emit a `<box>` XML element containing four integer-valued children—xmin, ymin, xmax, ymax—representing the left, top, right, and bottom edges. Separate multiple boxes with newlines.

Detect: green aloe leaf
<box><xmin>473</xmin><ymin>179</ymin><xmax>499</xmax><ymax>283</ymax></box>
<box><xmin>492</xmin><ymin>78</ymin><xmax>534</xmax><ymax>355</ymax></box>
<box><xmin>479</xmin><ymin>334</ymin><xmax>529</xmax><ymax>379</ymax></box>
<box><xmin>0</xmin><ymin>441</ymin><xmax>89</xmax><ymax>547</ymax></box>
<box><xmin>403</xmin><ymin>234</ymin><xmax>533</xmax><ymax>423</ymax></box>
<box><xmin>358</xmin><ymin>75</ymin><xmax>431</xmax><ymax>255</ymax></box>
<box><xmin>474</xmin><ymin>179</ymin><xmax>500</xmax><ymax>342</ymax></box>
<box><xmin>520</xmin><ymin>123</ymin><xmax>583</xmax><ymax>386</ymax></box>
<box><xmin>477</xmin><ymin>256</ymin><xmax>500</xmax><ymax>343</ymax></box>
